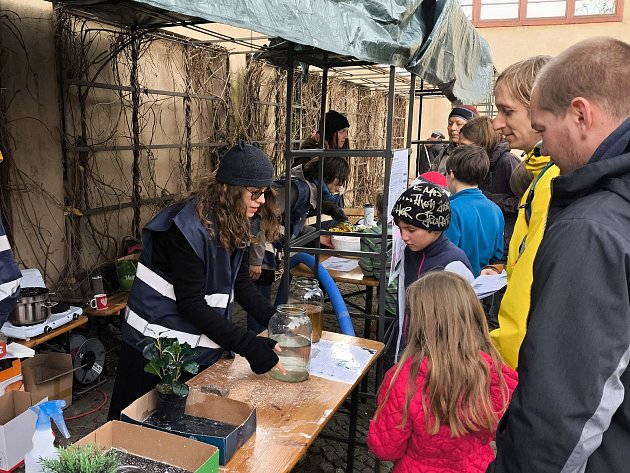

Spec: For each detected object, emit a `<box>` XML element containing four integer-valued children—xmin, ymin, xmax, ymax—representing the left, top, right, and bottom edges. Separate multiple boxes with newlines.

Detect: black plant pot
<box><xmin>155</xmin><ymin>389</ymin><xmax>188</xmax><ymax>423</ymax></box>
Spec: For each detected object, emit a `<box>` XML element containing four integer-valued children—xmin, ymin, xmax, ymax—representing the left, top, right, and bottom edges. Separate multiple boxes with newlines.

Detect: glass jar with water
<box><xmin>288</xmin><ymin>277</ymin><xmax>324</xmax><ymax>343</ymax></box>
<box><xmin>268</xmin><ymin>304</ymin><xmax>312</xmax><ymax>383</ymax></box>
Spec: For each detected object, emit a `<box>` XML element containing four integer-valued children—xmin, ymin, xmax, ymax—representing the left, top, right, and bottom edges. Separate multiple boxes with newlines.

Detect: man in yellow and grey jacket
<box><xmin>490</xmin><ymin>147</ymin><xmax>558</xmax><ymax>368</ymax></box>
<box><xmin>486</xmin><ymin>55</ymin><xmax>558</xmax><ymax>369</ymax></box>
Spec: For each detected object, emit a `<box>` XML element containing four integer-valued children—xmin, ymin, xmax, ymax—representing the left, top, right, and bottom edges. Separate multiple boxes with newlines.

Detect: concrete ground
<box><xmin>19</xmin><ymin>282</ymin><xmax>393</xmax><ymax>473</ymax></box>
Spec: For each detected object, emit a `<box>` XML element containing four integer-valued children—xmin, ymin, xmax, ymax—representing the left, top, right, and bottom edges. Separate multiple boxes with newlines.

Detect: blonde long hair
<box><xmin>191</xmin><ymin>172</ymin><xmax>279</xmax><ymax>252</ymax></box>
<box><xmin>374</xmin><ymin>271</ymin><xmax>510</xmax><ymax>437</ymax></box>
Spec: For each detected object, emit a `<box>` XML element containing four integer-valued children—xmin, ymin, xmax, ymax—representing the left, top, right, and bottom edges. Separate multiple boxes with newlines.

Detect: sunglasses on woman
<box><xmin>246</xmin><ymin>187</ymin><xmax>271</xmax><ymax>200</ymax></box>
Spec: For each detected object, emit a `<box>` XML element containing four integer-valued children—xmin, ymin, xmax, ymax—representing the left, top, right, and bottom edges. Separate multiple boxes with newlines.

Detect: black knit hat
<box><xmin>320</xmin><ymin>110</ymin><xmax>350</xmax><ymax>143</ymax></box>
<box><xmin>391</xmin><ymin>182</ymin><xmax>451</xmax><ymax>231</ymax></box>
<box><xmin>216</xmin><ymin>140</ymin><xmax>274</xmax><ymax>187</ymax></box>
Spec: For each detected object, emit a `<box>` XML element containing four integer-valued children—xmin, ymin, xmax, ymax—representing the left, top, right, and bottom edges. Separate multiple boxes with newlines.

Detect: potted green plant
<box><xmin>143</xmin><ymin>336</ymin><xmax>199</xmax><ymax>422</ymax></box>
<box><xmin>40</xmin><ymin>443</ymin><xmax>120</xmax><ymax>473</ymax></box>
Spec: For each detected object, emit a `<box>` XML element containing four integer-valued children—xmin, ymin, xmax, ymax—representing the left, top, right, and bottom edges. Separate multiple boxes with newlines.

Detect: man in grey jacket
<box><xmin>489</xmin><ymin>37</ymin><xmax>630</xmax><ymax>473</ymax></box>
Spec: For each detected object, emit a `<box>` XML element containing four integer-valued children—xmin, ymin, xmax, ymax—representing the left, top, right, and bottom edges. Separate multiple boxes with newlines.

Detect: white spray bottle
<box><xmin>24</xmin><ymin>400</ymin><xmax>71</xmax><ymax>473</ymax></box>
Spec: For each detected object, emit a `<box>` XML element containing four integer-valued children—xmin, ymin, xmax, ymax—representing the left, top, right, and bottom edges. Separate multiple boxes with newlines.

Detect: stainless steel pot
<box><xmin>8</xmin><ymin>287</ymin><xmax>57</xmax><ymax>326</ymax></box>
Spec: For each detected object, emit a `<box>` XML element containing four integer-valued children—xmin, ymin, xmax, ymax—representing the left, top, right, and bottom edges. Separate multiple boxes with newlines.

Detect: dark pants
<box><xmin>246</xmin><ymin>269</ymin><xmax>275</xmax><ymax>334</ymax></box>
<box><xmin>482</xmin><ymin>287</ymin><xmax>505</xmax><ymax>331</ymax></box>
<box><xmin>107</xmin><ymin>341</ymin><xmax>203</xmax><ymax>421</ymax></box>
<box><xmin>247</xmin><ymin>269</ymin><xmax>276</xmax><ymax>334</ymax></box>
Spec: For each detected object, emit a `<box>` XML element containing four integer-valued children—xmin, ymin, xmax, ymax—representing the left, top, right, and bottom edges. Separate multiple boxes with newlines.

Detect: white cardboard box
<box><xmin>0</xmin><ymin>391</ymin><xmax>47</xmax><ymax>472</ymax></box>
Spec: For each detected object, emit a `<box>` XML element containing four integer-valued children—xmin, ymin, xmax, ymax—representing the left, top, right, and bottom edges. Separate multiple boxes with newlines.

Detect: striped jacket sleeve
<box><xmin>0</xmin><ymin>213</ymin><xmax>21</xmax><ymax>325</ymax></box>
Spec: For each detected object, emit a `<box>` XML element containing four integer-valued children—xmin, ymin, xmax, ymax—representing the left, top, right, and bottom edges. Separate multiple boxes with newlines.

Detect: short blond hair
<box><xmin>534</xmin><ymin>37</ymin><xmax>630</xmax><ymax>120</ymax></box>
<box><xmin>495</xmin><ymin>56</ymin><xmax>552</xmax><ymax>107</ymax></box>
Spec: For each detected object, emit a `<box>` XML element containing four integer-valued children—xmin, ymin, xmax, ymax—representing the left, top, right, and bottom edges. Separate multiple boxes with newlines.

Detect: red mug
<box><xmin>89</xmin><ymin>294</ymin><xmax>108</xmax><ymax>310</ymax></box>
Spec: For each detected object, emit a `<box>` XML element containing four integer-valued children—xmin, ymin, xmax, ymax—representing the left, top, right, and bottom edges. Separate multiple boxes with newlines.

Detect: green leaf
<box><xmin>143</xmin><ymin>336</ymin><xmax>199</xmax><ymax>390</ymax></box>
<box><xmin>164</xmin><ymin>345</ymin><xmax>182</xmax><ymax>360</ymax></box>
<box><xmin>40</xmin><ymin>444</ymin><xmax>120</xmax><ymax>473</ymax></box>
<box><xmin>161</xmin><ymin>374</ymin><xmax>175</xmax><ymax>386</ymax></box>
<box><xmin>183</xmin><ymin>360</ymin><xmax>199</xmax><ymax>375</ymax></box>
<box><xmin>172</xmin><ymin>381</ymin><xmax>189</xmax><ymax>396</ymax></box>
<box><xmin>144</xmin><ymin>360</ymin><xmax>162</xmax><ymax>377</ymax></box>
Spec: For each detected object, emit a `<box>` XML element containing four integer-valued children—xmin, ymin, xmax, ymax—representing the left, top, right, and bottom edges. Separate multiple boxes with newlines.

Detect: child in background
<box><xmin>389</xmin><ymin>182</ymin><xmax>472</xmax><ymax>365</ymax></box>
<box><xmin>368</xmin><ymin>272</ymin><xmax>518</xmax><ymax>473</ymax></box>
<box><xmin>509</xmin><ymin>160</ymin><xmax>534</xmax><ymax>200</ymax></box>
<box><xmin>459</xmin><ymin>116</ymin><xmax>520</xmax><ymax>262</ymax></box>
<box><xmin>392</xmin><ymin>182</ymin><xmax>472</xmax><ymax>290</ymax></box>
<box><xmin>444</xmin><ymin>145</ymin><xmax>504</xmax><ymax>277</ymax></box>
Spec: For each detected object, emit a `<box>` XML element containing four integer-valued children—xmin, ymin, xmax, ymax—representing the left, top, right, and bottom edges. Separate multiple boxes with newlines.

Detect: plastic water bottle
<box><xmin>24</xmin><ymin>400</ymin><xmax>71</xmax><ymax>473</ymax></box>
<box><xmin>363</xmin><ymin>203</ymin><xmax>375</xmax><ymax>226</ymax></box>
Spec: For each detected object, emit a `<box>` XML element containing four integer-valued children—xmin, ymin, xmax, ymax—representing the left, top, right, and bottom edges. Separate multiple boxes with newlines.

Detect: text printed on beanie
<box><xmin>392</xmin><ymin>182</ymin><xmax>451</xmax><ymax>231</ymax></box>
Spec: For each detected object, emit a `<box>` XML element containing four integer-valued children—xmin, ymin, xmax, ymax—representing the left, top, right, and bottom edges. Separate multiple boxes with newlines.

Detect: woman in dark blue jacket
<box><xmin>108</xmin><ymin>141</ymin><xmax>283</xmax><ymax>420</ymax></box>
<box><xmin>459</xmin><ymin>116</ymin><xmax>520</xmax><ymax>260</ymax></box>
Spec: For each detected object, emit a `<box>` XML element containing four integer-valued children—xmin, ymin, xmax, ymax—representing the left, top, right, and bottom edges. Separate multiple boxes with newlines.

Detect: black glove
<box><xmin>321</xmin><ymin>201</ymin><xmax>348</xmax><ymax>222</ymax></box>
<box><xmin>243</xmin><ymin>336</ymin><xmax>279</xmax><ymax>374</ymax></box>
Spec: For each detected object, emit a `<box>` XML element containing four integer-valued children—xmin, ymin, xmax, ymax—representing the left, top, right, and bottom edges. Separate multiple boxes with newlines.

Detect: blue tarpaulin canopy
<box><xmin>54</xmin><ymin>0</ymin><xmax>493</xmax><ymax>103</ymax></box>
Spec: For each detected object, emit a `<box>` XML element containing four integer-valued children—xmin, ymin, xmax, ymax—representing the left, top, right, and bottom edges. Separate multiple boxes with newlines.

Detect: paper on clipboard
<box><xmin>473</xmin><ymin>272</ymin><xmax>508</xmax><ymax>299</ymax></box>
<box><xmin>321</xmin><ymin>257</ymin><xmax>359</xmax><ymax>272</ymax></box>
<box><xmin>309</xmin><ymin>339</ymin><xmax>377</xmax><ymax>384</ymax></box>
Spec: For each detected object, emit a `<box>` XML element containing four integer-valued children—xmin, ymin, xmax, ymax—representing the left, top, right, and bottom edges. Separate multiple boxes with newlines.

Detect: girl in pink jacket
<box><xmin>368</xmin><ymin>272</ymin><xmax>518</xmax><ymax>473</ymax></box>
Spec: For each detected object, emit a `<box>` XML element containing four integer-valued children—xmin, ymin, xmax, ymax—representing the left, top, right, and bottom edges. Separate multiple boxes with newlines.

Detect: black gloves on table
<box><xmin>321</xmin><ymin>201</ymin><xmax>348</xmax><ymax>222</ymax></box>
<box><xmin>243</xmin><ymin>336</ymin><xmax>279</xmax><ymax>374</ymax></box>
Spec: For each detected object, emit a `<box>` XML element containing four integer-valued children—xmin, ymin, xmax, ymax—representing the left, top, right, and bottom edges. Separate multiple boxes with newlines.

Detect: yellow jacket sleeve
<box><xmin>490</xmin><ymin>153</ymin><xmax>560</xmax><ymax>369</ymax></box>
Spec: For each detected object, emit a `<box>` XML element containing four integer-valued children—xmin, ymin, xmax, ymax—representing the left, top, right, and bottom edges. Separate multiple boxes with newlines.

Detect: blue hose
<box><xmin>275</xmin><ymin>253</ymin><xmax>355</xmax><ymax>336</ymax></box>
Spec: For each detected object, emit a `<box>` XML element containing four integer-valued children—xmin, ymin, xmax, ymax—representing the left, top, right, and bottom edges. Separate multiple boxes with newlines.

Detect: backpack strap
<box><xmin>520</xmin><ymin>161</ymin><xmax>554</xmax><ymax>225</ymax></box>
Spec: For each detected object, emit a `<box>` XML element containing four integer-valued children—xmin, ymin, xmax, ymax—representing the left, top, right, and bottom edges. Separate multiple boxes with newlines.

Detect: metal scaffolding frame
<box><xmin>50</xmin><ymin>4</ymin><xmax>433</xmax><ymax>471</ymax></box>
<box><xmin>279</xmin><ymin>41</ymin><xmax>419</xmax><ymax>472</ymax></box>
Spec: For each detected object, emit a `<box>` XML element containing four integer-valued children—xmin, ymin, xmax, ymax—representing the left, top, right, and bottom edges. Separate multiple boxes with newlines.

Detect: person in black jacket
<box><xmin>296</xmin><ymin>109</ymin><xmax>350</xmax><ymax>167</ymax></box>
<box><xmin>459</xmin><ymin>116</ymin><xmax>521</xmax><ymax>328</ymax></box>
<box><xmin>459</xmin><ymin>115</ymin><xmax>520</xmax><ymax>261</ymax></box>
<box><xmin>108</xmin><ymin>141</ymin><xmax>285</xmax><ymax>421</ymax></box>
<box><xmin>489</xmin><ymin>37</ymin><xmax>630</xmax><ymax>473</ymax></box>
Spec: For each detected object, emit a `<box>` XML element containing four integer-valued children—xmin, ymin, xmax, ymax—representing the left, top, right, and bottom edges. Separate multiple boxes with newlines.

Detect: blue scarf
<box><xmin>318</xmin><ymin>179</ymin><xmax>344</xmax><ymax>207</ymax></box>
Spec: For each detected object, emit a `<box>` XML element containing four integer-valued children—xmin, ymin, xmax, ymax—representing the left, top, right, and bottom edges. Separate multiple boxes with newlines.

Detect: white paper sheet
<box><xmin>387</xmin><ymin>149</ymin><xmax>410</xmax><ymax>225</ymax></box>
<box><xmin>309</xmin><ymin>339</ymin><xmax>378</xmax><ymax>384</ymax></box>
<box><xmin>445</xmin><ymin>261</ymin><xmax>475</xmax><ymax>283</ymax></box>
<box><xmin>321</xmin><ymin>257</ymin><xmax>359</xmax><ymax>272</ymax></box>
<box><xmin>473</xmin><ymin>272</ymin><xmax>508</xmax><ymax>299</ymax></box>
<box><xmin>5</xmin><ymin>342</ymin><xmax>36</xmax><ymax>360</ymax></box>
<box><xmin>388</xmin><ymin>149</ymin><xmax>409</xmax><ymax>286</ymax></box>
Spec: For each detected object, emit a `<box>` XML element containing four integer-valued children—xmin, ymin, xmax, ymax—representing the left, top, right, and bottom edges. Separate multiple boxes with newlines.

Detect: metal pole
<box><xmin>130</xmin><ymin>31</ymin><xmax>142</xmax><ymax>239</ymax></box>
<box><xmin>313</xmin><ymin>66</ymin><xmax>328</xmax><ymax>281</ymax></box>
<box><xmin>416</xmin><ymin>79</ymin><xmax>425</xmax><ymax>170</ymax></box>
<box><xmin>406</xmin><ymin>75</ymin><xmax>417</xmax><ymax>150</ymax></box>
<box><xmin>184</xmin><ymin>42</ymin><xmax>192</xmax><ymax>190</ymax></box>
<box><xmin>281</xmin><ymin>44</ymin><xmax>295</xmax><ymax>299</ymax></box>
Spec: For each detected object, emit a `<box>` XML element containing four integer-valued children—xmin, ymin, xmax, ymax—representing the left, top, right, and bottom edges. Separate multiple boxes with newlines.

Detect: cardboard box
<box><xmin>0</xmin><ymin>359</ymin><xmax>23</xmax><ymax>394</ymax></box>
<box><xmin>121</xmin><ymin>387</ymin><xmax>256</xmax><ymax>465</ymax></box>
<box><xmin>0</xmin><ymin>391</ymin><xmax>47</xmax><ymax>473</ymax></box>
<box><xmin>21</xmin><ymin>353</ymin><xmax>74</xmax><ymax>407</ymax></box>
<box><xmin>78</xmin><ymin>421</ymin><xmax>219</xmax><ymax>473</ymax></box>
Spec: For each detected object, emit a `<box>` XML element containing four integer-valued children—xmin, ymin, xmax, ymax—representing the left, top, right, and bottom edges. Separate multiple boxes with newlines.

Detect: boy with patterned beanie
<box><xmin>387</xmin><ymin>182</ymin><xmax>473</xmax><ymax>362</ymax></box>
